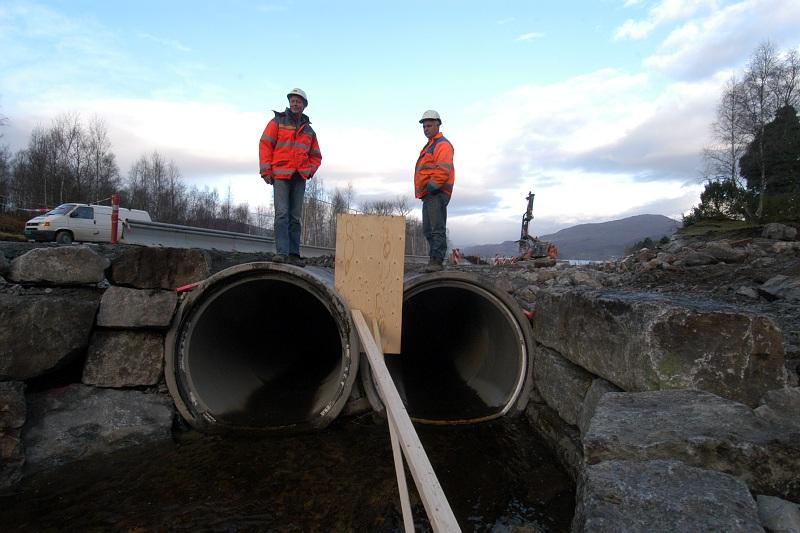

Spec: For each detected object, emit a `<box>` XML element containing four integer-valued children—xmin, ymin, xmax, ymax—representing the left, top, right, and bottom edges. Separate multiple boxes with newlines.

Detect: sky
<box><xmin>1</xmin><ymin>1</ymin><xmax>799</xmax><ymax>246</ymax></box>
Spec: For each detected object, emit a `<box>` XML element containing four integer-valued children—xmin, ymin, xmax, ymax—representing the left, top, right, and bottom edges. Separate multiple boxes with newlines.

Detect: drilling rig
<box><xmin>517</xmin><ymin>191</ymin><xmax>557</xmax><ymax>260</ymax></box>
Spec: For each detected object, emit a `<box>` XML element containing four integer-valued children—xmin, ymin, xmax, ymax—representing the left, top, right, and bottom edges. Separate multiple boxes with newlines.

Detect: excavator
<box><xmin>516</xmin><ymin>191</ymin><xmax>557</xmax><ymax>261</ymax></box>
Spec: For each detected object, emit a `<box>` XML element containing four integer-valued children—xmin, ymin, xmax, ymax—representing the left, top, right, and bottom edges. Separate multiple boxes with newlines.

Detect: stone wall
<box><xmin>0</xmin><ymin>245</ymin><xmax>211</xmax><ymax>487</ymax></box>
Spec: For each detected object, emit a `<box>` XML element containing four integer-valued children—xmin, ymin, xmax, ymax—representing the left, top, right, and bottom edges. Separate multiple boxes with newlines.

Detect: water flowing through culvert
<box><xmin>0</xmin><ymin>418</ymin><xmax>575</xmax><ymax>531</ymax></box>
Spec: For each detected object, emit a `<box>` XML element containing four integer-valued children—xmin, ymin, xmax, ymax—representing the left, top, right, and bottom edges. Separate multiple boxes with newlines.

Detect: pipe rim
<box><xmin>165</xmin><ymin>262</ymin><xmax>358</xmax><ymax>432</ymax></box>
<box><xmin>363</xmin><ymin>271</ymin><xmax>534</xmax><ymax>424</ymax></box>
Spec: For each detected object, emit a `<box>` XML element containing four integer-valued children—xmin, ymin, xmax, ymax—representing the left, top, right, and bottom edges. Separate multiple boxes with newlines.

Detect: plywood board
<box><xmin>335</xmin><ymin>213</ymin><xmax>405</xmax><ymax>354</ymax></box>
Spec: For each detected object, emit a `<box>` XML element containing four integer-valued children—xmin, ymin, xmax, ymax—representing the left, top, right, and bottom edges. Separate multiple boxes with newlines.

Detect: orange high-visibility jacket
<box><xmin>259</xmin><ymin>109</ymin><xmax>322</xmax><ymax>180</ymax></box>
<box><xmin>414</xmin><ymin>132</ymin><xmax>454</xmax><ymax>199</ymax></box>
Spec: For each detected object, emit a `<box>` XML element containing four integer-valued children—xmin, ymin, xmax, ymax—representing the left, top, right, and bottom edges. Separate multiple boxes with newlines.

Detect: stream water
<box><xmin>0</xmin><ymin>416</ymin><xmax>574</xmax><ymax>531</ymax></box>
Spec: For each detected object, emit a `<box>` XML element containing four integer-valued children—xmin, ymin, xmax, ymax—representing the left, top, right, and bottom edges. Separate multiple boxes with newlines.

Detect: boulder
<box><xmin>530</xmin><ymin>289</ymin><xmax>786</xmax><ymax>407</ymax></box>
<box><xmin>703</xmin><ymin>242</ymin><xmax>747</xmax><ymax>263</ymax></box>
<box><xmin>772</xmin><ymin>241</ymin><xmax>800</xmax><ymax>255</ymax></box>
<box><xmin>526</xmin><ymin>401</ymin><xmax>583</xmax><ymax>480</ymax></box>
<box><xmin>109</xmin><ymin>247</ymin><xmax>210</xmax><ymax>289</ymax></box>
<box><xmin>0</xmin><ymin>253</ymin><xmax>8</xmax><ymax>277</ymax></box>
<box><xmin>677</xmin><ymin>251</ymin><xmax>718</xmax><ymax>267</ymax></box>
<box><xmin>759</xmin><ymin>275</ymin><xmax>800</xmax><ymax>302</ymax></box>
<box><xmin>0</xmin><ymin>289</ymin><xmax>101</xmax><ymax>380</ymax></box>
<box><xmin>572</xmin><ymin>460</ymin><xmax>762</xmax><ymax>533</ymax></box>
<box><xmin>736</xmin><ymin>286</ymin><xmax>760</xmax><ymax>299</ymax></box>
<box><xmin>756</xmin><ymin>495</ymin><xmax>800</xmax><ymax>533</ymax></box>
<box><xmin>763</xmin><ymin>223</ymin><xmax>798</xmax><ymax>241</ymax></box>
<box><xmin>22</xmin><ymin>384</ymin><xmax>173</xmax><ymax>474</ymax></box>
<box><xmin>7</xmin><ymin>246</ymin><xmax>109</xmax><ymax>285</ymax></box>
<box><xmin>96</xmin><ymin>286</ymin><xmax>178</xmax><ymax>328</ymax></box>
<box><xmin>577</xmin><ymin>378</ymin><xmax>622</xmax><ymax>438</ymax></box>
<box><xmin>754</xmin><ymin>387</ymin><xmax>800</xmax><ymax>432</ymax></box>
<box><xmin>583</xmin><ymin>389</ymin><xmax>800</xmax><ymax>500</ymax></box>
<box><xmin>82</xmin><ymin>330</ymin><xmax>164</xmax><ymax>387</ymax></box>
<box><xmin>533</xmin><ymin>344</ymin><xmax>594</xmax><ymax>426</ymax></box>
<box><xmin>0</xmin><ymin>381</ymin><xmax>26</xmax><ymax>488</ymax></box>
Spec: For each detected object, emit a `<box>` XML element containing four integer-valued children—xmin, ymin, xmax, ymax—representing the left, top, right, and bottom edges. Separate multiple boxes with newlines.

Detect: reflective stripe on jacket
<box><xmin>414</xmin><ymin>132</ymin><xmax>454</xmax><ymax>199</ymax></box>
<box><xmin>259</xmin><ymin>109</ymin><xmax>322</xmax><ymax>180</ymax></box>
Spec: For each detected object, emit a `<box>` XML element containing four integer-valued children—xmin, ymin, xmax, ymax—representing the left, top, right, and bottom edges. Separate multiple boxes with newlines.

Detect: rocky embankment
<box><xmin>466</xmin><ymin>222</ymin><xmax>800</xmax><ymax>532</ymax></box>
<box><xmin>1</xmin><ymin>222</ymin><xmax>799</xmax><ymax>532</ymax></box>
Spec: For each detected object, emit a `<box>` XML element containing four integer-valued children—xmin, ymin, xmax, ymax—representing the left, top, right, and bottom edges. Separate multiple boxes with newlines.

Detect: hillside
<box><xmin>462</xmin><ymin>214</ymin><xmax>681</xmax><ymax>260</ymax></box>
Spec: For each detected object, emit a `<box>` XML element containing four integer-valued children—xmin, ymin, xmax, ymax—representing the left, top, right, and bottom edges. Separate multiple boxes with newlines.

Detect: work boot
<box><xmin>423</xmin><ymin>258</ymin><xmax>443</xmax><ymax>272</ymax></box>
<box><xmin>272</xmin><ymin>253</ymin><xmax>287</xmax><ymax>263</ymax></box>
<box><xmin>288</xmin><ymin>254</ymin><xmax>306</xmax><ymax>267</ymax></box>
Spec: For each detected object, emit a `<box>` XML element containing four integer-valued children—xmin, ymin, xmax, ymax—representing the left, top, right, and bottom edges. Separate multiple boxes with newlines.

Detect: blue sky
<box><xmin>2</xmin><ymin>0</ymin><xmax>799</xmax><ymax>246</ymax></box>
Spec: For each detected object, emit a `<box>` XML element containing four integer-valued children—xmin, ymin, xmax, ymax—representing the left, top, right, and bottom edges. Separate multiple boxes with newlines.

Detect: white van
<box><xmin>24</xmin><ymin>203</ymin><xmax>152</xmax><ymax>244</ymax></box>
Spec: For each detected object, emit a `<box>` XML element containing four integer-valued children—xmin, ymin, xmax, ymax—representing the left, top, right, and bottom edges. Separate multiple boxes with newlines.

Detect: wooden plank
<box><xmin>353</xmin><ymin>310</ymin><xmax>461</xmax><ymax>532</ymax></box>
<box><xmin>335</xmin><ymin>213</ymin><xmax>405</xmax><ymax>354</ymax></box>
<box><xmin>371</xmin><ymin>316</ymin><xmax>414</xmax><ymax>531</ymax></box>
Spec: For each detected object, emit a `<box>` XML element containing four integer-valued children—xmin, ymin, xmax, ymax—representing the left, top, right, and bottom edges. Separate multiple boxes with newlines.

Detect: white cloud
<box><xmin>644</xmin><ymin>0</ymin><xmax>800</xmax><ymax>78</ymax></box>
<box><xmin>515</xmin><ymin>32</ymin><xmax>545</xmax><ymax>42</ymax></box>
<box><xmin>614</xmin><ymin>0</ymin><xmax>718</xmax><ymax>40</ymax></box>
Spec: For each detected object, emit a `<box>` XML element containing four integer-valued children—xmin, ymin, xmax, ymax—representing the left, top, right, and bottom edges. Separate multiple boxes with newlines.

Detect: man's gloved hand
<box><xmin>426</xmin><ymin>182</ymin><xmax>440</xmax><ymax>195</ymax></box>
<box><xmin>262</xmin><ymin>174</ymin><xmax>274</xmax><ymax>185</ymax></box>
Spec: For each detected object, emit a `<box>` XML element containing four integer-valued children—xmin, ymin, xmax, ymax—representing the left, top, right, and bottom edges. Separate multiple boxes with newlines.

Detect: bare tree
<box><xmin>773</xmin><ymin>48</ymin><xmax>800</xmax><ymax>110</ymax></box>
<box><xmin>738</xmin><ymin>41</ymin><xmax>781</xmax><ymax>217</ymax></box>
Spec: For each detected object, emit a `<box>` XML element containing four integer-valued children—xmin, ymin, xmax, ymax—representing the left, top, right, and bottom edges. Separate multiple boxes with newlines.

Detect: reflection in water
<box><xmin>0</xmin><ymin>417</ymin><xmax>574</xmax><ymax>531</ymax></box>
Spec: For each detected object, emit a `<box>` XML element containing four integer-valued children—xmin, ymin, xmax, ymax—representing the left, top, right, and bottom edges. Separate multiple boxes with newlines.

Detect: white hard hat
<box><xmin>287</xmin><ymin>88</ymin><xmax>308</xmax><ymax>105</ymax></box>
<box><xmin>419</xmin><ymin>110</ymin><xmax>442</xmax><ymax>124</ymax></box>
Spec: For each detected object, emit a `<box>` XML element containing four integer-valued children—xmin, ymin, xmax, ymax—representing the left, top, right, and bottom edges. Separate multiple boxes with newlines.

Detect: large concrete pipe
<box><xmin>362</xmin><ymin>271</ymin><xmax>534</xmax><ymax>424</ymax></box>
<box><xmin>165</xmin><ymin>263</ymin><xmax>358</xmax><ymax>432</ymax></box>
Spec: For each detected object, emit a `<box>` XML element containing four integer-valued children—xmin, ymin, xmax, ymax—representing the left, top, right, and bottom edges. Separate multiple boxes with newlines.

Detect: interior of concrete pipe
<box><xmin>167</xmin><ymin>266</ymin><xmax>356</xmax><ymax>431</ymax></box>
<box><xmin>385</xmin><ymin>277</ymin><xmax>531</xmax><ymax>424</ymax></box>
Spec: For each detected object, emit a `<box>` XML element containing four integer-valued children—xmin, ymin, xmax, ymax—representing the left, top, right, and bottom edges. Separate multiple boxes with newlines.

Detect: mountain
<box><xmin>461</xmin><ymin>214</ymin><xmax>681</xmax><ymax>260</ymax></box>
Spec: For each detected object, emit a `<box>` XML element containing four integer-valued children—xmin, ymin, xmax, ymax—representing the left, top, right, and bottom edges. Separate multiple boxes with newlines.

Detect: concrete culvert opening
<box><xmin>370</xmin><ymin>273</ymin><xmax>533</xmax><ymax>424</ymax></box>
<box><xmin>165</xmin><ymin>263</ymin><xmax>357</xmax><ymax>432</ymax></box>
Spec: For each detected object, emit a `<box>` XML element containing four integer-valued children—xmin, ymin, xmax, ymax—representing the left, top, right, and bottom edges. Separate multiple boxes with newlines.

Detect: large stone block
<box><xmin>572</xmin><ymin>460</ymin><xmax>762</xmax><ymax>532</ymax></box>
<box><xmin>754</xmin><ymin>387</ymin><xmax>800</xmax><ymax>432</ymax></box>
<box><xmin>577</xmin><ymin>378</ymin><xmax>622</xmax><ymax>438</ymax></box>
<box><xmin>7</xmin><ymin>246</ymin><xmax>109</xmax><ymax>285</ymax></box>
<box><xmin>23</xmin><ymin>384</ymin><xmax>173</xmax><ymax>474</ymax></box>
<box><xmin>759</xmin><ymin>275</ymin><xmax>800</xmax><ymax>302</ymax></box>
<box><xmin>0</xmin><ymin>290</ymin><xmax>101</xmax><ymax>380</ymax></box>
<box><xmin>530</xmin><ymin>289</ymin><xmax>786</xmax><ymax>407</ymax></box>
<box><xmin>525</xmin><ymin>401</ymin><xmax>583</xmax><ymax>480</ymax></box>
<box><xmin>96</xmin><ymin>286</ymin><xmax>177</xmax><ymax>328</ymax></box>
<box><xmin>0</xmin><ymin>381</ymin><xmax>26</xmax><ymax>429</ymax></box>
<box><xmin>583</xmin><ymin>389</ymin><xmax>800</xmax><ymax>500</ymax></box>
<box><xmin>0</xmin><ymin>381</ymin><xmax>26</xmax><ymax>489</ymax></box>
<box><xmin>763</xmin><ymin>223</ymin><xmax>798</xmax><ymax>241</ymax></box>
<box><xmin>533</xmin><ymin>344</ymin><xmax>594</xmax><ymax>425</ymax></box>
<box><xmin>82</xmin><ymin>330</ymin><xmax>165</xmax><ymax>387</ymax></box>
<box><xmin>110</xmin><ymin>247</ymin><xmax>210</xmax><ymax>289</ymax></box>
<box><xmin>756</xmin><ymin>495</ymin><xmax>800</xmax><ymax>532</ymax></box>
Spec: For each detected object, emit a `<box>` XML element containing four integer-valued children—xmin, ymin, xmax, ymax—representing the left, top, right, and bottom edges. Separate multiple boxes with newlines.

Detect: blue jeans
<box><xmin>422</xmin><ymin>191</ymin><xmax>450</xmax><ymax>261</ymax></box>
<box><xmin>273</xmin><ymin>174</ymin><xmax>306</xmax><ymax>255</ymax></box>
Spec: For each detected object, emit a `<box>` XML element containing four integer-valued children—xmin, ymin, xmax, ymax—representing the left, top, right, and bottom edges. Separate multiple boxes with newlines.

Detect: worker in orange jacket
<box><xmin>259</xmin><ymin>88</ymin><xmax>322</xmax><ymax>267</ymax></box>
<box><xmin>414</xmin><ymin>110</ymin><xmax>455</xmax><ymax>272</ymax></box>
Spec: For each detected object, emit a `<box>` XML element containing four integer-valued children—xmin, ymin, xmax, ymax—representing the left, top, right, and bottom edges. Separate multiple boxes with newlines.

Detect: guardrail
<box><xmin>121</xmin><ymin>219</ymin><xmax>333</xmax><ymax>257</ymax></box>
<box><xmin>121</xmin><ymin>219</ymin><xmax>430</xmax><ymax>263</ymax></box>
<box><xmin>352</xmin><ymin>310</ymin><xmax>460</xmax><ymax>532</ymax></box>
